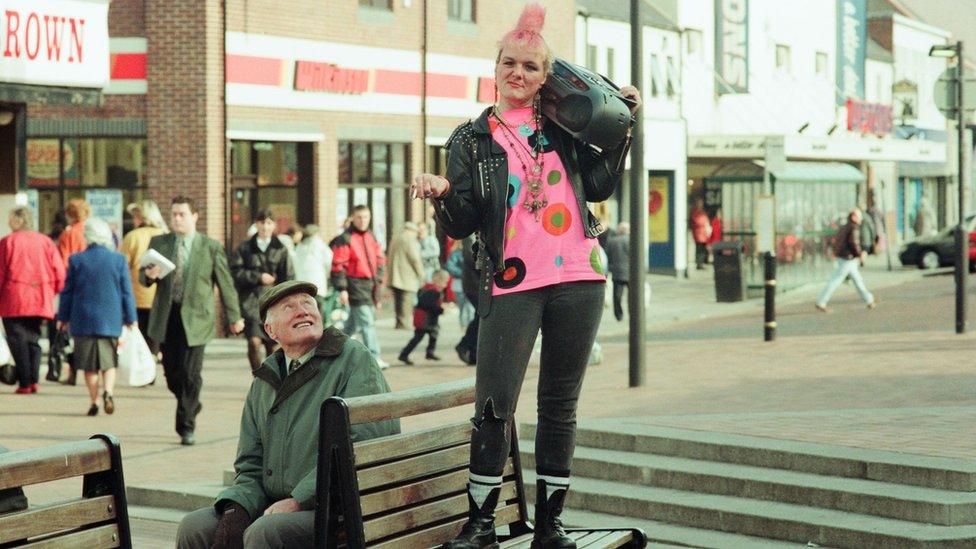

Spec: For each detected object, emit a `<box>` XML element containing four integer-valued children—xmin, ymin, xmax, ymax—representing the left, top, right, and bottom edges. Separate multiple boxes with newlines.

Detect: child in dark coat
<box><xmin>398</xmin><ymin>270</ymin><xmax>449</xmax><ymax>365</ymax></box>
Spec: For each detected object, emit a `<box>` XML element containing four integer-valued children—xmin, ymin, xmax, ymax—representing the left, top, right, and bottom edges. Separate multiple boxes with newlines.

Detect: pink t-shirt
<box><xmin>489</xmin><ymin>107</ymin><xmax>606</xmax><ymax>296</ymax></box>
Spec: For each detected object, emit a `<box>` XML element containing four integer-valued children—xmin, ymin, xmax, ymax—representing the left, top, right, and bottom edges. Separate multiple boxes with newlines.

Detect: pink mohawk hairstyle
<box><xmin>497</xmin><ymin>3</ymin><xmax>553</xmax><ymax>72</ymax></box>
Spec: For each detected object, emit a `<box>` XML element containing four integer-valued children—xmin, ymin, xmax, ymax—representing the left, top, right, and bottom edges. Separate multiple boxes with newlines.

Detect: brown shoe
<box><xmin>103</xmin><ymin>392</ymin><xmax>115</xmax><ymax>414</ymax></box>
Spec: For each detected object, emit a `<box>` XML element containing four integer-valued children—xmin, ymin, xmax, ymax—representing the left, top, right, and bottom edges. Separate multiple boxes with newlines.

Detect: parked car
<box><xmin>898</xmin><ymin>214</ymin><xmax>976</xmax><ymax>270</ymax></box>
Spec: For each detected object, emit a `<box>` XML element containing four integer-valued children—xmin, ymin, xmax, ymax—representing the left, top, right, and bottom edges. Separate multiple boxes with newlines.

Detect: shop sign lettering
<box><xmin>715</xmin><ymin>0</ymin><xmax>749</xmax><ymax>94</ymax></box>
<box><xmin>294</xmin><ymin>61</ymin><xmax>369</xmax><ymax>94</ymax></box>
<box><xmin>0</xmin><ymin>0</ymin><xmax>108</xmax><ymax>88</ymax></box>
<box><xmin>835</xmin><ymin>0</ymin><xmax>866</xmax><ymax>105</ymax></box>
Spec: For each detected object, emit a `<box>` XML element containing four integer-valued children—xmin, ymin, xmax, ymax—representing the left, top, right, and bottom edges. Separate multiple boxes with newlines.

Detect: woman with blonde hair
<box><xmin>121</xmin><ymin>200</ymin><xmax>169</xmax><ymax>355</ymax></box>
<box><xmin>412</xmin><ymin>4</ymin><xmax>641</xmax><ymax>547</ymax></box>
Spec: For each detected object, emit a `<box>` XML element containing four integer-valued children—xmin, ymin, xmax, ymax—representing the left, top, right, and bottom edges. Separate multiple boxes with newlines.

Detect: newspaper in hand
<box><xmin>138</xmin><ymin>248</ymin><xmax>176</xmax><ymax>279</ymax></box>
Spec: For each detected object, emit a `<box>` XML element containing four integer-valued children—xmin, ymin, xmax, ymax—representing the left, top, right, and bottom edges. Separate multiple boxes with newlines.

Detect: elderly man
<box><xmin>176</xmin><ymin>280</ymin><xmax>399</xmax><ymax>549</ymax></box>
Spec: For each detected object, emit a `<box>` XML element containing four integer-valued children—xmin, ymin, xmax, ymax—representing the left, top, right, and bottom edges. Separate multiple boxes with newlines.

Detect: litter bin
<box><xmin>712</xmin><ymin>241</ymin><xmax>744</xmax><ymax>302</ymax></box>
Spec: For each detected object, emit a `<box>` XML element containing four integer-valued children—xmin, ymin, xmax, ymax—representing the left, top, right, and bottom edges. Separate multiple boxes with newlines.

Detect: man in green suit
<box><xmin>141</xmin><ymin>196</ymin><xmax>244</xmax><ymax>446</ymax></box>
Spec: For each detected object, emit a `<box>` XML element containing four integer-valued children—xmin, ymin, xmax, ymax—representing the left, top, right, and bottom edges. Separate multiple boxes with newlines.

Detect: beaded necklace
<box><xmin>493</xmin><ymin>106</ymin><xmax>548</xmax><ymax>220</ymax></box>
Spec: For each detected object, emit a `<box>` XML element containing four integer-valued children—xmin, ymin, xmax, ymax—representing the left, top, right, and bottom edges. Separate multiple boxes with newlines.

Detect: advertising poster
<box><xmin>86</xmin><ymin>189</ymin><xmax>124</xmax><ymax>241</ymax></box>
<box><xmin>648</xmin><ymin>175</ymin><xmax>670</xmax><ymax>243</ymax></box>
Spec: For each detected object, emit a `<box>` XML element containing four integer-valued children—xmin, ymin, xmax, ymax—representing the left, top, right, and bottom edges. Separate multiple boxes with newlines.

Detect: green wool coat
<box><xmin>139</xmin><ymin>232</ymin><xmax>242</xmax><ymax>347</ymax></box>
<box><xmin>216</xmin><ymin>327</ymin><xmax>399</xmax><ymax>517</ymax></box>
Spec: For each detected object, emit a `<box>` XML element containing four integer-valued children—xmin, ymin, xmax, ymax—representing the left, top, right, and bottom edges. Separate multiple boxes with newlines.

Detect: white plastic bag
<box><xmin>117</xmin><ymin>327</ymin><xmax>156</xmax><ymax>387</ymax></box>
<box><xmin>0</xmin><ymin>325</ymin><xmax>11</xmax><ymax>366</ymax></box>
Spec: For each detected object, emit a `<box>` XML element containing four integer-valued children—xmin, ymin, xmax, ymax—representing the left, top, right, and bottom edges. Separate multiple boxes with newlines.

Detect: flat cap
<box><xmin>259</xmin><ymin>280</ymin><xmax>319</xmax><ymax>321</ymax></box>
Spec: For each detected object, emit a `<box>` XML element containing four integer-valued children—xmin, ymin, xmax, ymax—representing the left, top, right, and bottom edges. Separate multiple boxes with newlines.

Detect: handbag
<box><xmin>0</xmin><ymin>325</ymin><xmax>15</xmax><ymax>385</ymax></box>
<box><xmin>117</xmin><ymin>327</ymin><xmax>157</xmax><ymax>387</ymax></box>
<box><xmin>46</xmin><ymin>328</ymin><xmax>70</xmax><ymax>381</ymax></box>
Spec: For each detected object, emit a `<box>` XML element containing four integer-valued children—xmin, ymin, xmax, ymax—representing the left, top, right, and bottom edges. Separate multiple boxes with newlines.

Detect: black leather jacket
<box><xmin>432</xmin><ymin>106</ymin><xmax>632</xmax><ymax>317</ymax></box>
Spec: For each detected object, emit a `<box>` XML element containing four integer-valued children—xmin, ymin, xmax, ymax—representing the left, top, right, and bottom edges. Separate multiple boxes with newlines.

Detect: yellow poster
<box><xmin>648</xmin><ymin>175</ymin><xmax>670</xmax><ymax>243</ymax></box>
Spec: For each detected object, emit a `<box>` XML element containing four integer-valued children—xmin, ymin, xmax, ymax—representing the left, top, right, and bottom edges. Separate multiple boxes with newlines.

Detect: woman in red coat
<box><xmin>0</xmin><ymin>207</ymin><xmax>66</xmax><ymax>393</ymax></box>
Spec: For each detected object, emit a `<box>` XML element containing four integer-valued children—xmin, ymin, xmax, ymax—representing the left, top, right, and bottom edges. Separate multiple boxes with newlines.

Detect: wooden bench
<box><xmin>314</xmin><ymin>378</ymin><xmax>646</xmax><ymax>548</ymax></box>
<box><xmin>0</xmin><ymin>434</ymin><xmax>132</xmax><ymax>548</ymax></box>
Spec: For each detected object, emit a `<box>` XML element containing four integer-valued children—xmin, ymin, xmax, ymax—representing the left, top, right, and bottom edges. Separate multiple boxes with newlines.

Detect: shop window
<box><xmin>815</xmin><ymin>51</ymin><xmax>828</xmax><ymax>78</ymax></box>
<box><xmin>606</xmin><ymin>47</ymin><xmax>615</xmax><ymax>81</ymax></box>
<box><xmin>775</xmin><ymin>44</ymin><xmax>791</xmax><ymax>73</ymax></box>
<box><xmin>25</xmin><ymin>137</ymin><xmax>148</xmax><ymax>234</ymax></box>
<box><xmin>360</xmin><ymin>0</ymin><xmax>391</xmax><ymax>9</ymax></box>
<box><xmin>338</xmin><ymin>140</ymin><xmax>409</xmax><ymax>247</ymax></box>
<box><xmin>448</xmin><ymin>0</ymin><xmax>474</xmax><ymax>22</ymax></box>
<box><xmin>666</xmin><ymin>56</ymin><xmax>679</xmax><ymax>97</ymax></box>
<box><xmin>254</xmin><ymin>142</ymin><xmax>297</xmax><ymax>185</ymax></box>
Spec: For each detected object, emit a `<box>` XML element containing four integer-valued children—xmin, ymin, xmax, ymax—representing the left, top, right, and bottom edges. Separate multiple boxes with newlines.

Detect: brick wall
<box><xmin>146</xmin><ymin>0</ymin><xmax>226</xmax><ymax>240</ymax></box>
<box><xmin>108</xmin><ymin>0</ymin><xmax>146</xmax><ymax>36</ymax></box>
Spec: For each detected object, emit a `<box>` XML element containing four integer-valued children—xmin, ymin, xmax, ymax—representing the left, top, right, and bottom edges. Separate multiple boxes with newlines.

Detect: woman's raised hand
<box><xmin>411</xmin><ymin>174</ymin><xmax>451</xmax><ymax>200</ymax></box>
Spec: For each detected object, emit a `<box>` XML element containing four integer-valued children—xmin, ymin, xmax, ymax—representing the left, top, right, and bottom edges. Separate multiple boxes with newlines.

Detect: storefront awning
<box><xmin>769</xmin><ymin>162</ymin><xmax>866</xmax><ymax>185</ymax></box>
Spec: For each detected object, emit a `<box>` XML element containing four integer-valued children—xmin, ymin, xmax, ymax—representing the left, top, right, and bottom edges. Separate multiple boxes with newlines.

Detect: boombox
<box><xmin>540</xmin><ymin>58</ymin><xmax>635</xmax><ymax>151</ymax></box>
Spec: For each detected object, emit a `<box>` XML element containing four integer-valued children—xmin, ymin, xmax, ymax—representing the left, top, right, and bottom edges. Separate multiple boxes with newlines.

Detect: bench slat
<box><xmin>0</xmin><ymin>439</ymin><xmax>111</xmax><ymax>491</ymax></box>
<box><xmin>0</xmin><ymin>495</ymin><xmax>117</xmax><ymax>544</ymax></box>
<box><xmin>367</xmin><ymin>503</ymin><xmax>520</xmax><ymax>548</ymax></box>
<box><xmin>360</xmin><ymin>461</ymin><xmax>516</xmax><ymax>516</ymax></box>
<box><xmin>357</xmin><ymin>444</ymin><xmax>470</xmax><ymax>491</ymax></box>
<box><xmin>354</xmin><ymin>422</ymin><xmax>472</xmax><ymax>468</ymax></box>
<box><xmin>363</xmin><ymin>483</ymin><xmax>519</xmax><ymax>542</ymax></box>
<box><xmin>345</xmin><ymin>378</ymin><xmax>476</xmax><ymax>425</ymax></box>
<box><xmin>21</xmin><ymin>523</ymin><xmax>120</xmax><ymax>548</ymax></box>
<box><xmin>577</xmin><ymin>530</ymin><xmax>634</xmax><ymax>548</ymax></box>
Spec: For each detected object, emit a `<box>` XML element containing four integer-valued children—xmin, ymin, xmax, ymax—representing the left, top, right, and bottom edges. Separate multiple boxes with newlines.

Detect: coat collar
<box><xmin>253</xmin><ymin>326</ymin><xmax>348</xmax><ymax>391</ymax></box>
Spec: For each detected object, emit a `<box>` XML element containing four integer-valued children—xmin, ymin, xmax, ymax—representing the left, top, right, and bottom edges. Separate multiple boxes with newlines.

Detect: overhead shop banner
<box><xmin>0</xmin><ymin>0</ymin><xmax>110</xmax><ymax>89</ymax></box>
<box><xmin>715</xmin><ymin>0</ymin><xmax>749</xmax><ymax>94</ymax></box>
<box><xmin>836</xmin><ymin>0</ymin><xmax>866</xmax><ymax>105</ymax></box>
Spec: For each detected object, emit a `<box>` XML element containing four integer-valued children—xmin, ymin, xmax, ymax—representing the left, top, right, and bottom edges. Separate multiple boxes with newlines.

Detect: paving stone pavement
<box><xmin>1</xmin><ymin>261</ymin><xmax>973</xmax><ymax>544</ymax></box>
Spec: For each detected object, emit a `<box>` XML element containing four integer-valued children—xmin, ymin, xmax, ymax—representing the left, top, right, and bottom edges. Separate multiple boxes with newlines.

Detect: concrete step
<box><xmin>522</xmin><ymin>470</ymin><xmax>976</xmax><ymax>548</ymax></box>
<box><xmin>127</xmin><ymin>483</ymin><xmax>223</xmax><ymax>513</ymax></box>
<box><xmin>530</xmin><ymin>505</ymin><xmax>808</xmax><ymax>548</ymax></box>
<box><xmin>129</xmin><ymin>505</ymin><xmax>190</xmax><ymax>524</ymax></box>
<box><xmin>520</xmin><ymin>443</ymin><xmax>976</xmax><ymax>526</ymax></box>
<box><xmin>520</xmin><ymin>422</ymin><xmax>976</xmax><ymax>492</ymax></box>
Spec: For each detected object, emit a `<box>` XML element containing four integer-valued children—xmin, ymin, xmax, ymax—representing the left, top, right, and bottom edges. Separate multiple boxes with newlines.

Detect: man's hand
<box><xmin>338</xmin><ymin>290</ymin><xmax>349</xmax><ymax>307</ymax></box>
<box><xmin>144</xmin><ymin>264</ymin><xmax>163</xmax><ymax>280</ymax></box>
<box><xmin>260</xmin><ymin>273</ymin><xmax>276</xmax><ymax>286</ymax></box>
<box><xmin>263</xmin><ymin>498</ymin><xmax>301</xmax><ymax>516</ymax></box>
<box><xmin>211</xmin><ymin>502</ymin><xmax>251</xmax><ymax>549</ymax></box>
<box><xmin>229</xmin><ymin>319</ymin><xmax>245</xmax><ymax>335</ymax></box>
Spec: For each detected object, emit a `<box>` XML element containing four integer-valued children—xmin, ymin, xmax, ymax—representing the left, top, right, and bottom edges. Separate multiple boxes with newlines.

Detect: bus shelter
<box><xmin>704</xmin><ymin>162</ymin><xmax>865</xmax><ymax>292</ymax></box>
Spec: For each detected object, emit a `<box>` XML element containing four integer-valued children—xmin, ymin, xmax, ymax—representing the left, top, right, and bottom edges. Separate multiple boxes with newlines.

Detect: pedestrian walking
<box><xmin>604</xmin><ymin>222</ymin><xmax>630</xmax><ymax>321</ymax></box>
<box><xmin>418</xmin><ymin>221</ymin><xmax>441</xmax><ymax>282</ymax></box>
<box><xmin>120</xmin><ymin>200</ymin><xmax>169</xmax><ymax>357</ymax></box>
<box><xmin>387</xmin><ymin>221</ymin><xmax>425</xmax><ymax>330</ymax></box>
<box><xmin>689</xmin><ymin>198</ymin><xmax>711</xmax><ymax>270</ymax></box>
<box><xmin>707</xmin><ymin>208</ymin><xmax>723</xmax><ymax>263</ymax></box>
<box><xmin>445</xmin><ymin>240</ymin><xmax>475</xmax><ymax>326</ymax></box>
<box><xmin>57</xmin><ymin>218</ymin><xmax>137</xmax><ymax>416</ymax></box>
<box><xmin>398</xmin><ymin>270</ymin><xmax>449</xmax><ymax>365</ymax></box>
<box><xmin>330</xmin><ymin>205</ymin><xmax>388</xmax><ymax>368</ymax></box>
<box><xmin>0</xmin><ymin>207</ymin><xmax>66</xmax><ymax>394</ymax></box>
<box><xmin>411</xmin><ymin>4</ymin><xmax>642</xmax><ymax>546</ymax></box>
<box><xmin>230</xmin><ymin>209</ymin><xmax>294</xmax><ymax>371</ymax></box>
<box><xmin>140</xmin><ymin>196</ymin><xmax>244</xmax><ymax>446</ymax></box>
<box><xmin>58</xmin><ymin>198</ymin><xmax>90</xmax><ymax>266</ymax></box>
<box><xmin>816</xmin><ymin>208</ymin><xmax>877</xmax><ymax>313</ymax></box>
<box><xmin>292</xmin><ymin>224</ymin><xmax>333</xmax><ymax>318</ymax></box>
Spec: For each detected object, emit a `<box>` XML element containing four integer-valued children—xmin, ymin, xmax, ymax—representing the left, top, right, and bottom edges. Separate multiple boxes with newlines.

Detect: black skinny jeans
<box><xmin>470</xmin><ymin>281</ymin><xmax>604</xmax><ymax>478</ymax></box>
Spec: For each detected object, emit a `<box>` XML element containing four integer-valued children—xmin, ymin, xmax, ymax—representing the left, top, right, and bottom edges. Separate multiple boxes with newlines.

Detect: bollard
<box><xmin>763</xmin><ymin>252</ymin><xmax>776</xmax><ymax>341</ymax></box>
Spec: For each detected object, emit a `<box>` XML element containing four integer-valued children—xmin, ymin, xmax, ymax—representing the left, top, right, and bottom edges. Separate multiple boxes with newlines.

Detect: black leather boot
<box><xmin>442</xmin><ymin>486</ymin><xmax>500</xmax><ymax>549</ymax></box>
<box><xmin>531</xmin><ymin>479</ymin><xmax>575</xmax><ymax>548</ymax></box>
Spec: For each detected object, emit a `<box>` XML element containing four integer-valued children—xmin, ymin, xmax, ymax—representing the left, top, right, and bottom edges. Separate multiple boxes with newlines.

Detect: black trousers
<box><xmin>3</xmin><ymin>317</ymin><xmax>43</xmax><ymax>388</ymax></box>
<box><xmin>470</xmin><ymin>281</ymin><xmax>604</xmax><ymax>478</ymax></box>
<box><xmin>695</xmin><ymin>242</ymin><xmax>708</xmax><ymax>268</ymax></box>
<box><xmin>160</xmin><ymin>305</ymin><xmax>206</xmax><ymax>436</ymax></box>
<box><xmin>400</xmin><ymin>328</ymin><xmax>438</xmax><ymax>357</ymax></box>
<box><xmin>612</xmin><ymin>280</ymin><xmax>628</xmax><ymax>321</ymax></box>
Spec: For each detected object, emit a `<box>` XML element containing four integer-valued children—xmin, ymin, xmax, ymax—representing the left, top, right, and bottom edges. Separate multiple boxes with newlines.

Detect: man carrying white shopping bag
<box><xmin>118</xmin><ymin>326</ymin><xmax>157</xmax><ymax>387</ymax></box>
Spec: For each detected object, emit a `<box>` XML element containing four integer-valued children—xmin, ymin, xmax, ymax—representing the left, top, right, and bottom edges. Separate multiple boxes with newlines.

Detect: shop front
<box><xmin>0</xmin><ymin>0</ymin><xmax>111</xmax><ymax>233</ymax></box>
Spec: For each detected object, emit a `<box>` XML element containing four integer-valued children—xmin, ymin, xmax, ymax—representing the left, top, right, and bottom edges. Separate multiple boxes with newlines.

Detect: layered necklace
<box><xmin>493</xmin><ymin>105</ymin><xmax>548</xmax><ymax>220</ymax></box>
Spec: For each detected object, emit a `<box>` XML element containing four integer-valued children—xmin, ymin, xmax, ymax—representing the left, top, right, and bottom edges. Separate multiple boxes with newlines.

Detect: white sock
<box><xmin>539</xmin><ymin>473</ymin><xmax>570</xmax><ymax>500</ymax></box>
<box><xmin>468</xmin><ymin>472</ymin><xmax>502</xmax><ymax>508</ymax></box>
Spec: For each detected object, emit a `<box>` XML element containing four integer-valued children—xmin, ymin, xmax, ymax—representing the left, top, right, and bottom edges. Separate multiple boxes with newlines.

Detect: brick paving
<box><xmin>2</xmin><ymin>263</ymin><xmax>973</xmax><ymax>544</ymax></box>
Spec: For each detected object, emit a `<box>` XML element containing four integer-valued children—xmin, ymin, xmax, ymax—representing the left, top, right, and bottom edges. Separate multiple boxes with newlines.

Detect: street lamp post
<box><xmin>929</xmin><ymin>41</ymin><xmax>969</xmax><ymax>334</ymax></box>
